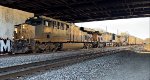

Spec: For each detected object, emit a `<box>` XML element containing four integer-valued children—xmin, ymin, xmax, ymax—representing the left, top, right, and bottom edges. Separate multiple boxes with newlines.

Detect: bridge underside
<box><xmin>0</xmin><ymin>0</ymin><xmax>149</xmax><ymax>23</ymax></box>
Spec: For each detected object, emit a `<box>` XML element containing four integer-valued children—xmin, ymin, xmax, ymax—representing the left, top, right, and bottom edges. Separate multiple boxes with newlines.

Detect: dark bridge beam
<box><xmin>0</xmin><ymin>0</ymin><xmax>149</xmax><ymax>22</ymax></box>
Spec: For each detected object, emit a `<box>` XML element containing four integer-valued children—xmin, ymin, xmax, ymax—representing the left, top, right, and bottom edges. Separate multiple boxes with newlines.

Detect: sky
<box><xmin>75</xmin><ymin>17</ymin><xmax>150</xmax><ymax>40</ymax></box>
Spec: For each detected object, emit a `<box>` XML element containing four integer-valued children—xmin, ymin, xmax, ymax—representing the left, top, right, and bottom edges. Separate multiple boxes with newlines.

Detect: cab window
<box><xmin>57</xmin><ymin>22</ymin><xmax>60</xmax><ymax>29</ymax></box>
<box><xmin>66</xmin><ymin>25</ymin><xmax>69</xmax><ymax>30</ymax></box>
<box><xmin>61</xmin><ymin>23</ymin><xmax>64</xmax><ymax>30</ymax></box>
<box><xmin>53</xmin><ymin>21</ymin><xmax>57</xmax><ymax>28</ymax></box>
<box><xmin>48</xmin><ymin>21</ymin><xmax>52</xmax><ymax>27</ymax></box>
<box><xmin>55</xmin><ymin>21</ymin><xmax>57</xmax><ymax>28</ymax></box>
<box><xmin>44</xmin><ymin>20</ymin><xmax>49</xmax><ymax>26</ymax></box>
<box><xmin>52</xmin><ymin>21</ymin><xmax>55</xmax><ymax>28</ymax></box>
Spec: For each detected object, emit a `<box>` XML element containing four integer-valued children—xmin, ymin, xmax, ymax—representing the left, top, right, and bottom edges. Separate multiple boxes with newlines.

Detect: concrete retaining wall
<box><xmin>0</xmin><ymin>6</ymin><xmax>34</xmax><ymax>39</ymax></box>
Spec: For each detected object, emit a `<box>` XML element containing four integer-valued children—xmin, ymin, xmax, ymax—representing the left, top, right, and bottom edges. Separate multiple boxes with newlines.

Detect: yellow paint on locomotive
<box><xmin>102</xmin><ymin>32</ymin><xmax>112</xmax><ymax>42</ymax></box>
<box><xmin>81</xmin><ymin>32</ymin><xmax>87</xmax><ymax>42</ymax></box>
<box><xmin>115</xmin><ymin>35</ymin><xmax>121</xmax><ymax>43</ymax></box>
<box><xmin>144</xmin><ymin>44</ymin><xmax>150</xmax><ymax>51</ymax></box>
<box><xmin>42</xmin><ymin>25</ymin><xmax>69</xmax><ymax>42</ymax></box>
<box><xmin>128</xmin><ymin>36</ymin><xmax>136</xmax><ymax>45</ymax></box>
<box><xmin>92</xmin><ymin>33</ymin><xmax>99</xmax><ymax>42</ymax></box>
<box><xmin>92</xmin><ymin>32</ymin><xmax>102</xmax><ymax>42</ymax></box>
<box><xmin>62</xmin><ymin>43</ymin><xmax>84</xmax><ymax>50</ymax></box>
<box><xmin>135</xmin><ymin>38</ymin><xmax>143</xmax><ymax>44</ymax></box>
<box><xmin>14</xmin><ymin>24</ymin><xmax>35</xmax><ymax>39</ymax></box>
<box><xmin>14</xmin><ymin>16</ymin><xmax>86</xmax><ymax>43</ymax></box>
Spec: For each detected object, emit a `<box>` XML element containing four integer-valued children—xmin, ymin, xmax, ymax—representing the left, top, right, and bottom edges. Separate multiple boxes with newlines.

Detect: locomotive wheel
<box><xmin>83</xmin><ymin>43</ymin><xmax>88</xmax><ymax>49</ymax></box>
<box><xmin>89</xmin><ymin>44</ymin><xmax>93</xmax><ymax>48</ymax></box>
<box><xmin>84</xmin><ymin>43</ymin><xmax>92</xmax><ymax>49</ymax></box>
<box><xmin>52</xmin><ymin>43</ymin><xmax>62</xmax><ymax>52</ymax></box>
<box><xmin>57</xmin><ymin>43</ymin><xmax>63</xmax><ymax>51</ymax></box>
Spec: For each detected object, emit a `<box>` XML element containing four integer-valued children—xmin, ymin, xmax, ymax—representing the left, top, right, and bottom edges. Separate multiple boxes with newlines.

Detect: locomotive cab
<box><xmin>13</xmin><ymin>24</ymin><xmax>36</xmax><ymax>53</ymax></box>
<box><xmin>14</xmin><ymin>24</ymin><xmax>35</xmax><ymax>40</ymax></box>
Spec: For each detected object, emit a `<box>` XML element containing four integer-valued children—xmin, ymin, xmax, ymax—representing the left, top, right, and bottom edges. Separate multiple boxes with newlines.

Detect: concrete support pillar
<box><xmin>0</xmin><ymin>6</ymin><xmax>34</xmax><ymax>40</ymax></box>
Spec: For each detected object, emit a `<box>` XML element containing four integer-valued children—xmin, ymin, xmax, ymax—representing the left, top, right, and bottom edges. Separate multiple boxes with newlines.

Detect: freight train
<box><xmin>13</xmin><ymin>16</ymin><xmax>143</xmax><ymax>53</ymax></box>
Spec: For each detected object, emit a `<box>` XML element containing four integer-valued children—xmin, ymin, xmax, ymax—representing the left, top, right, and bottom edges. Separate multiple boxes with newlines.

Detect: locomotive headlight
<box><xmin>22</xmin><ymin>25</ymin><xmax>25</xmax><ymax>29</ymax></box>
<box><xmin>34</xmin><ymin>17</ymin><xmax>38</xmax><ymax>19</ymax></box>
<box><xmin>15</xmin><ymin>28</ymin><xmax>18</xmax><ymax>33</ymax></box>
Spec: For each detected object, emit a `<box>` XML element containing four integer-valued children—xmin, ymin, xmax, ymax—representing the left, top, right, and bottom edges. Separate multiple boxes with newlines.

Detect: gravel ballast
<box><xmin>21</xmin><ymin>51</ymin><xmax>150</xmax><ymax>80</ymax></box>
<box><xmin>0</xmin><ymin>47</ymin><xmax>124</xmax><ymax>68</ymax></box>
<box><xmin>0</xmin><ymin>50</ymin><xmax>83</xmax><ymax>68</ymax></box>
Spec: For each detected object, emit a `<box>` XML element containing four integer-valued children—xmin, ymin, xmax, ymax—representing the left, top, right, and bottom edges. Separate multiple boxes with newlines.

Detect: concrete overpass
<box><xmin>0</xmin><ymin>0</ymin><xmax>149</xmax><ymax>23</ymax></box>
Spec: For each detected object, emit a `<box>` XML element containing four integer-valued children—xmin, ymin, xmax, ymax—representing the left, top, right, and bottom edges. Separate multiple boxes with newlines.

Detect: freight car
<box><xmin>128</xmin><ymin>36</ymin><xmax>144</xmax><ymax>45</ymax></box>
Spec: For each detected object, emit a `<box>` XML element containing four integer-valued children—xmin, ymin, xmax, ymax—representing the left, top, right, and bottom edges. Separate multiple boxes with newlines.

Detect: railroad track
<box><xmin>0</xmin><ymin>47</ymin><xmax>129</xmax><ymax>80</ymax></box>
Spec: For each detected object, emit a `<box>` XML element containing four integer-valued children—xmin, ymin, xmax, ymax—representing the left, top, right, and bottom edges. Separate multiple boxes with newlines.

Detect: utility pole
<box><xmin>106</xmin><ymin>26</ymin><xmax>107</xmax><ymax>32</ymax></box>
<box><xmin>117</xmin><ymin>29</ymin><xmax>119</xmax><ymax>35</ymax></box>
<box><xmin>149</xmin><ymin>17</ymin><xmax>150</xmax><ymax>49</ymax></box>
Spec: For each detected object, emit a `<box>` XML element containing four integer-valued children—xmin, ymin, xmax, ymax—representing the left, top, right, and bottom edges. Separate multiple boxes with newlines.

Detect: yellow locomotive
<box><xmin>13</xmin><ymin>16</ymin><xmax>103</xmax><ymax>53</ymax></box>
<box><xmin>13</xmin><ymin>16</ymin><xmax>143</xmax><ymax>53</ymax></box>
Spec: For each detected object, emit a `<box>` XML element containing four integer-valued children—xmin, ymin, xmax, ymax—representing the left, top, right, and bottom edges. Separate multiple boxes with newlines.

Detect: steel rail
<box><xmin>0</xmin><ymin>47</ymin><xmax>130</xmax><ymax>80</ymax></box>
